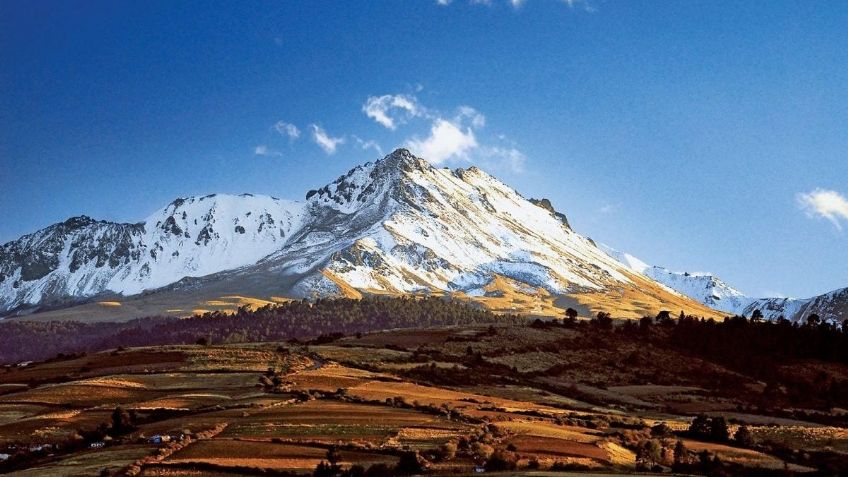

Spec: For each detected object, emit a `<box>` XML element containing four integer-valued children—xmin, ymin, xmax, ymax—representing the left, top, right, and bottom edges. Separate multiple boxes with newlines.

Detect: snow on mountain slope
<box><xmin>600</xmin><ymin>244</ymin><xmax>848</xmax><ymax>323</ymax></box>
<box><xmin>116</xmin><ymin>194</ymin><xmax>305</xmax><ymax>295</ymax></box>
<box><xmin>740</xmin><ymin>288</ymin><xmax>848</xmax><ymax>324</ymax></box>
<box><xmin>187</xmin><ymin>150</ymin><xmax>645</xmax><ymax>305</ymax></box>
<box><xmin>600</xmin><ymin>244</ymin><xmax>754</xmax><ymax>314</ymax></box>
<box><xmin>598</xmin><ymin>246</ymin><xmax>650</xmax><ymax>275</ymax></box>
<box><xmin>0</xmin><ymin>149</ymin><xmax>724</xmax><ymax>320</ymax></box>
<box><xmin>0</xmin><ymin>194</ymin><xmax>304</xmax><ymax>312</ymax></box>
<box><xmin>216</xmin><ymin>150</ymin><xmax>722</xmax><ymax>320</ymax></box>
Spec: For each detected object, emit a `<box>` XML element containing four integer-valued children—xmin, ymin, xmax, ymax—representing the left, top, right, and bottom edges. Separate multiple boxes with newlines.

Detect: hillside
<box><xmin>601</xmin><ymin>245</ymin><xmax>848</xmax><ymax>324</ymax></box>
<box><xmin>1</xmin><ymin>300</ymin><xmax>846</xmax><ymax>476</ymax></box>
<box><xmin>0</xmin><ymin>150</ymin><xmax>721</xmax><ymax>321</ymax></box>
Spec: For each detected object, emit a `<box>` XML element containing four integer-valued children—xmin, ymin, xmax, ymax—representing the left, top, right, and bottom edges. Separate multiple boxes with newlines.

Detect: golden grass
<box><xmin>76</xmin><ymin>377</ymin><xmax>149</xmax><ymax>389</ymax></box>
<box><xmin>567</xmin><ymin>271</ymin><xmax>726</xmax><ymax>320</ymax></box>
<box><xmin>601</xmin><ymin>441</ymin><xmax>637</xmax><ymax>465</ymax></box>
<box><xmin>451</xmin><ymin>275</ymin><xmax>564</xmax><ymax>317</ymax></box>
<box><xmin>681</xmin><ymin>438</ymin><xmax>804</xmax><ymax>469</ymax></box>
<box><xmin>3</xmin><ymin>383</ymin><xmax>146</xmax><ymax>406</ymax></box>
<box><xmin>319</xmin><ymin>268</ymin><xmax>726</xmax><ymax>320</ymax></box>
<box><xmin>97</xmin><ymin>301</ymin><xmax>122</xmax><ymax>307</ymax></box>
<box><xmin>321</xmin><ymin>270</ymin><xmax>364</xmax><ymax>299</ymax></box>
<box><xmin>497</xmin><ymin>421</ymin><xmax>600</xmax><ymax>444</ymax></box>
<box><xmin>462</xmin><ymin>385</ymin><xmax>599</xmax><ymax>414</ymax></box>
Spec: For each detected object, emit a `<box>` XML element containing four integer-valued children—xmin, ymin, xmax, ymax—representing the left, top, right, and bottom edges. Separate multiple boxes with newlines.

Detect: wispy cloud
<box><xmin>310</xmin><ymin>124</ymin><xmax>345</xmax><ymax>155</ymax></box>
<box><xmin>254</xmin><ymin>145</ymin><xmax>282</xmax><ymax>157</ymax></box>
<box><xmin>798</xmin><ymin>188</ymin><xmax>848</xmax><ymax>230</ymax></box>
<box><xmin>353</xmin><ymin>135</ymin><xmax>384</xmax><ymax>157</ymax></box>
<box><xmin>362</xmin><ymin>94</ymin><xmax>423</xmax><ymax>130</ymax></box>
<box><xmin>273</xmin><ymin>121</ymin><xmax>300</xmax><ymax>141</ymax></box>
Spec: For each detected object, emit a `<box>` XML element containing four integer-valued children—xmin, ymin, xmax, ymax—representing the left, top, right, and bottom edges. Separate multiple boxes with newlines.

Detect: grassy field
<box><xmin>0</xmin><ymin>323</ymin><xmax>845</xmax><ymax>476</ymax></box>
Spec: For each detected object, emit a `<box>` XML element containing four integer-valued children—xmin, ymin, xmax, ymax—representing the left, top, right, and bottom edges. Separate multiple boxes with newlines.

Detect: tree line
<box><xmin>0</xmin><ymin>296</ymin><xmax>525</xmax><ymax>364</ymax></box>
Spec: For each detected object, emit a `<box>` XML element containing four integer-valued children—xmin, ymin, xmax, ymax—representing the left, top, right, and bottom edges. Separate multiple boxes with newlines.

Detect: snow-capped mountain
<box><xmin>600</xmin><ymin>245</ymin><xmax>848</xmax><ymax>324</ymax></box>
<box><xmin>599</xmin><ymin>245</ymin><xmax>752</xmax><ymax>313</ymax></box>
<box><xmin>0</xmin><ymin>194</ymin><xmax>304</xmax><ymax>312</ymax></box>
<box><xmin>0</xmin><ymin>149</ymin><xmax>723</xmax><ymax>319</ymax></box>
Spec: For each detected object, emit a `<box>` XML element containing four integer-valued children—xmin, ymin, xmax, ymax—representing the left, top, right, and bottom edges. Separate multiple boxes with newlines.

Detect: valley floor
<box><xmin>1</xmin><ymin>319</ymin><xmax>847</xmax><ymax>476</ymax></box>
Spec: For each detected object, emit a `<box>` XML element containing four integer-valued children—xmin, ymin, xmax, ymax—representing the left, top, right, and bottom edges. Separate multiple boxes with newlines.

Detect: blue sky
<box><xmin>1</xmin><ymin>0</ymin><xmax>846</xmax><ymax>298</ymax></box>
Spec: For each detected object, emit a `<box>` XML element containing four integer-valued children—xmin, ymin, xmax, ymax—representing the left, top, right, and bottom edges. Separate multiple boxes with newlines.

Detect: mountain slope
<box><xmin>1</xmin><ymin>149</ymin><xmax>722</xmax><ymax>320</ymax></box>
<box><xmin>599</xmin><ymin>245</ymin><xmax>752</xmax><ymax>314</ymax></box>
<box><xmin>0</xmin><ymin>194</ymin><xmax>304</xmax><ymax>313</ymax></box>
<box><xmin>600</xmin><ymin>244</ymin><xmax>848</xmax><ymax>324</ymax></box>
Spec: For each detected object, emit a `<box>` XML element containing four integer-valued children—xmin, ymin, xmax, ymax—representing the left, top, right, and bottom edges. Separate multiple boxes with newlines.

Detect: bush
<box><xmin>651</xmin><ymin>422</ymin><xmax>673</xmax><ymax>437</ymax></box>
<box><xmin>484</xmin><ymin>450</ymin><xmax>517</xmax><ymax>471</ymax></box>
<box><xmin>437</xmin><ymin>441</ymin><xmax>457</xmax><ymax>461</ymax></box>
<box><xmin>395</xmin><ymin>451</ymin><xmax>427</xmax><ymax>475</ymax></box>
<box><xmin>733</xmin><ymin>425</ymin><xmax>755</xmax><ymax>447</ymax></box>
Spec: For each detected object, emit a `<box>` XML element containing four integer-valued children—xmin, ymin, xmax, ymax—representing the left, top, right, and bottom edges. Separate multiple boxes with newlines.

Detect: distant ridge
<box><xmin>0</xmin><ymin>149</ymin><xmax>732</xmax><ymax>321</ymax></box>
<box><xmin>601</xmin><ymin>244</ymin><xmax>847</xmax><ymax>324</ymax></box>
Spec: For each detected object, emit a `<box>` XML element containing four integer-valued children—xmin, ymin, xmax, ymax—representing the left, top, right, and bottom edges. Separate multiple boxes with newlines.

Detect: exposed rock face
<box><xmin>0</xmin><ymin>149</ymin><xmax>725</xmax><ymax>320</ymax></box>
<box><xmin>0</xmin><ymin>194</ymin><xmax>304</xmax><ymax>313</ymax></box>
<box><xmin>529</xmin><ymin>198</ymin><xmax>571</xmax><ymax>230</ymax></box>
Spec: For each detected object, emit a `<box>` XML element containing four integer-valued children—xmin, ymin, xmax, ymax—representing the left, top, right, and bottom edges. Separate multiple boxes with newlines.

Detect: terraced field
<box><xmin>0</xmin><ymin>322</ymin><xmax>845</xmax><ymax>476</ymax></box>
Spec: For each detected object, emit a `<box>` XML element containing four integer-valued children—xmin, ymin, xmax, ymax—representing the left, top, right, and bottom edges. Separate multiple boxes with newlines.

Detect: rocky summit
<box><xmin>0</xmin><ymin>149</ymin><xmax>725</xmax><ymax>321</ymax></box>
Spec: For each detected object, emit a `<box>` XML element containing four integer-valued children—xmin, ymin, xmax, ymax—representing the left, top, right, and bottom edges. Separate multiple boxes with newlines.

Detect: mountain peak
<box><xmin>0</xmin><ymin>151</ymin><xmax>726</xmax><ymax>322</ymax></box>
<box><xmin>373</xmin><ymin>148</ymin><xmax>431</xmax><ymax>175</ymax></box>
<box><xmin>304</xmin><ymin>149</ymin><xmax>432</xmax><ymax>212</ymax></box>
<box><xmin>382</xmin><ymin>148</ymin><xmax>417</xmax><ymax>165</ymax></box>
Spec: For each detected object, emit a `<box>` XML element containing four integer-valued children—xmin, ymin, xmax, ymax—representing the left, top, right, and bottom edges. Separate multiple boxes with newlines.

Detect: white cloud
<box><xmin>310</xmin><ymin>124</ymin><xmax>345</xmax><ymax>155</ymax></box>
<box><xmin>353</xmin><ymin>135</ymin><xmax>384</xmax><ymax>157</ymax></box>
<box><xmin>405</xmin><ymin>118</ymin><xmax>478</xmax><ymax>164</ymax></box>
<box><xmin>362</xmin><ymin>91</ymin><xmax>526</xmax><ymax>172</ymax></box>
<box><xmin>273</xmin><ymin>121</ymin><xmax>300</xmax><ymax>140</ymax></box>
<box><xmin>254</xmin><ymin>145</ymin><xmax>281</xmax><ymax>157</ymax></box>
<box><xmin>798</xmin><ymin>188</ymin><xmax>848</xmax><ymax>230</ymax></box>
<box><xmin>362</xmin><ymin>94</ymin><xmax>423</xmax><ymax>130</ymax></box>
<box><xmin>436</xmin><ymin>0</ymin><xmax>451</xmax><ymax>4</ymax></box>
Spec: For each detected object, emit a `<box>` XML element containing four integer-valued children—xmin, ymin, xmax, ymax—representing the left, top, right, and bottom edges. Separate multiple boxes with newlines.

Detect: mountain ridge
<box><xmin>1</xmin><ymin>150</ymin><xmax>727</xmax><ymax>320</ymax></box>
<box><xmin>600</xmin><ymin>244</ymin><xmax>848</xmax><ymax>324</ymax></box>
